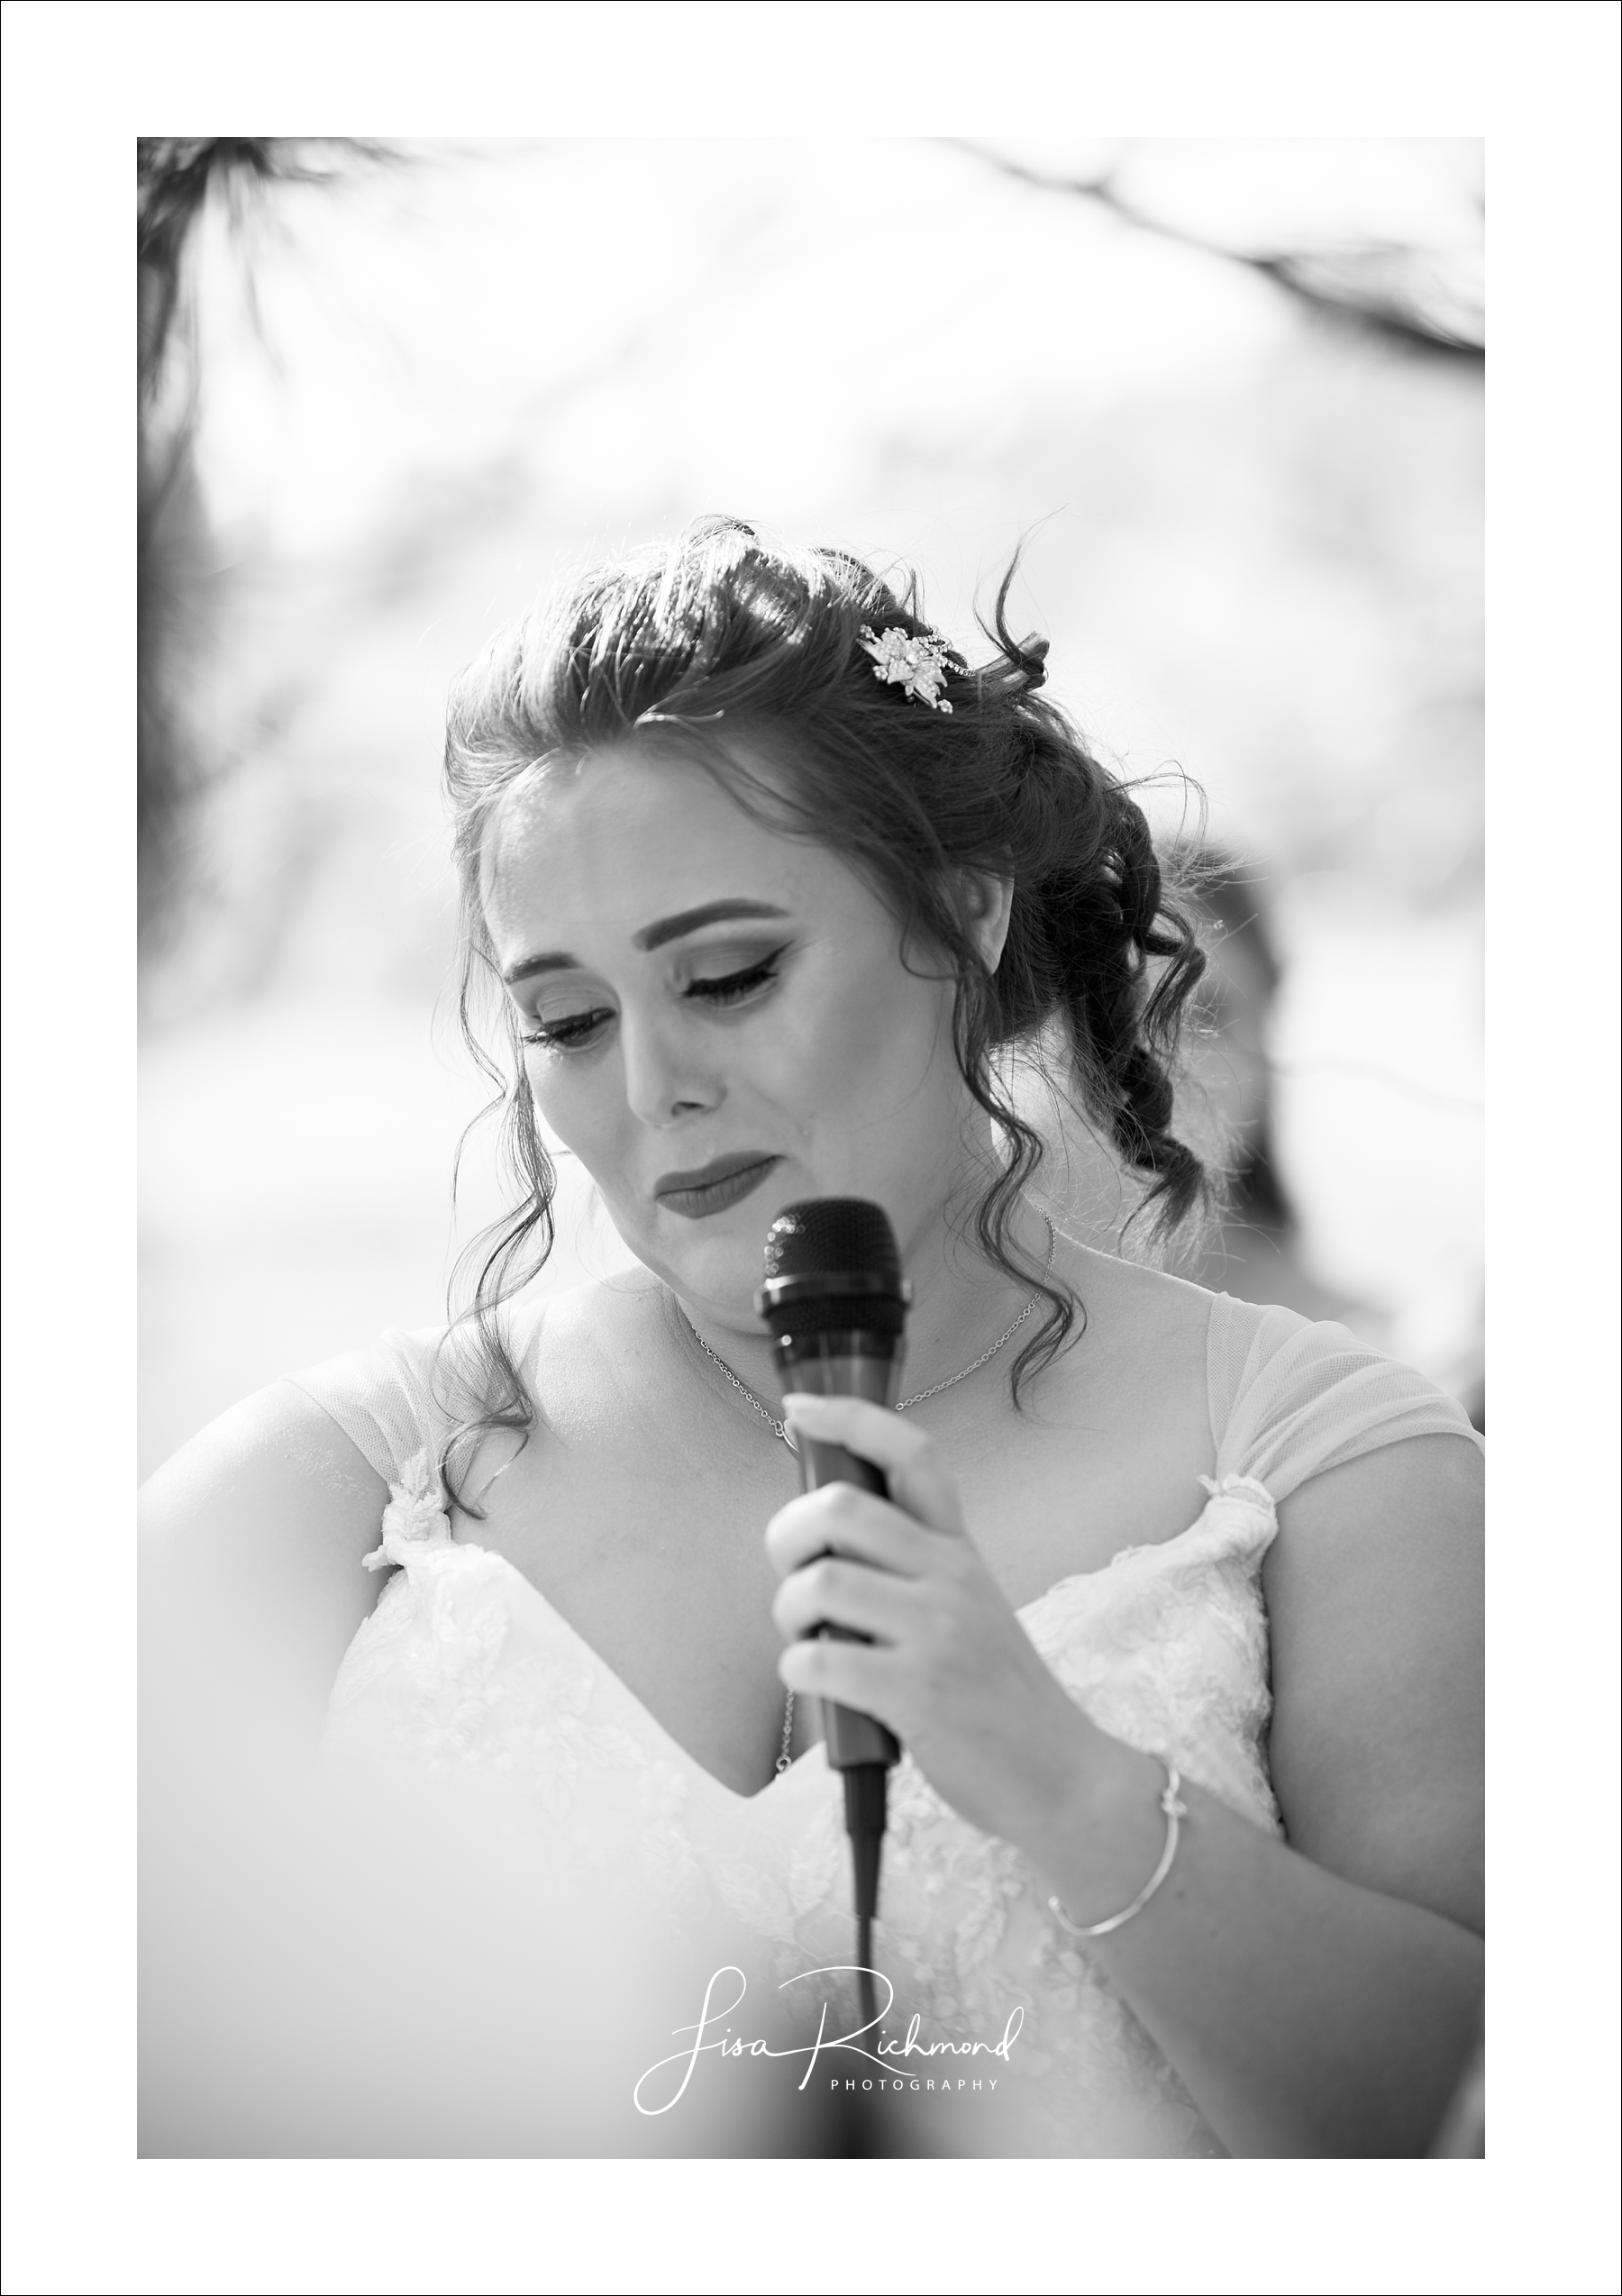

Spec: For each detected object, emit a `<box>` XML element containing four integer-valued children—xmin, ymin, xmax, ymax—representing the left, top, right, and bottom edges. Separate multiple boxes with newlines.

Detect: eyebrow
<box><xmin>500</xmin><ymin>899</ymin><xmax>790</xmax><ymax>985</ymax></box>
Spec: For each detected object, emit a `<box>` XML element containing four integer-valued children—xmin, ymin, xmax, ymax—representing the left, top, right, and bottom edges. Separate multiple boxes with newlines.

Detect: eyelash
<box><xmin>518</xmin><ymin>953</ymin><xmax>785</xmax><ymax>1051</ymax></box>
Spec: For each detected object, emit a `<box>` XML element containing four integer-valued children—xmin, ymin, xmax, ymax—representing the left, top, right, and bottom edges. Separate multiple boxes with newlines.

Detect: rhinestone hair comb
<box><xmin>858</xmin><ymin>624</ymin><xmax>961</xmax><ymax>713</ymax></box>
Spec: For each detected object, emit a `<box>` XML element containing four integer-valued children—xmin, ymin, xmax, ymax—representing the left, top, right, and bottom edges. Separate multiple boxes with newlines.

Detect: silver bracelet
<box><xmin>1047</xmin><ymin>1759</ymin><xmax>1189</xmax><ymax>1940</ymax></box>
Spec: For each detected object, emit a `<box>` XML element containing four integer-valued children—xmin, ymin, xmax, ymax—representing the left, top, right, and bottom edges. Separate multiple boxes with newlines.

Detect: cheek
<box><xmin>523</xmin><ymin>1052</ymin><xmax>624</xmax><ymax>1166</ymax></box>
<box><xmin>780</xmin><ymin>951</ymin><xmax>952</xmax><ymax>1120</ymax></box>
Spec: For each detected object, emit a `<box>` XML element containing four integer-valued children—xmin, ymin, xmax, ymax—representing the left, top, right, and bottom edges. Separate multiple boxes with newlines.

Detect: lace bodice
<box><xmin>292</xmin><ymin>1291</ymin><xmax>1481</xmax><ymax>2158</ymax></box>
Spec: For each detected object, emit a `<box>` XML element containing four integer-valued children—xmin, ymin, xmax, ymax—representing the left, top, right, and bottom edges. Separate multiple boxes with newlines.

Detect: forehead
<box><xmin>479</xmin><ymin>743</ymin><xmax>838</xmax><ymax>956</ymax></box>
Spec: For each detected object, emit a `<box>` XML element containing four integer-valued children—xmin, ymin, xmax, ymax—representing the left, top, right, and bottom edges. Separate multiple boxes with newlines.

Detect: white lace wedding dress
<box><xmin>288</xmin><ymin>1291</ymin><xmax>1480</xmax><ymax>2158</ymax></box>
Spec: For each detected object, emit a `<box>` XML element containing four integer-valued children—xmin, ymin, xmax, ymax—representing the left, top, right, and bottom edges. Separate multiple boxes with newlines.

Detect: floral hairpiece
<box><xmin>858</xmin><ymin>624</ymin><xmax>961</xmax><ymax>713</ymax></box>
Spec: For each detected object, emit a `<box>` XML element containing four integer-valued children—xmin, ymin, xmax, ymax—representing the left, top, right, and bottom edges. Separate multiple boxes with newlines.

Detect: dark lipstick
<box><xmin>654</xmin><ymin>1153</ymin><xmax>781</xmax><ymax>1221</ymax></box>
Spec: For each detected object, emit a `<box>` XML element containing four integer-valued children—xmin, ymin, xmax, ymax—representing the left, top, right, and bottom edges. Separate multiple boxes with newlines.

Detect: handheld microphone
<box><xmin>757</xmin><ymin>1198</ymin><xmax>910</xmax><ymax>2019</ymax></box>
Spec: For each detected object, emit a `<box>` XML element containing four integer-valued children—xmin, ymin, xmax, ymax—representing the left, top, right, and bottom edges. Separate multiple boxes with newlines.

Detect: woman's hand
<box><xmin>769</xmin><ymin>1396</ymin><xmax>1488</xmax><ymax>2159</ymax></box>
<box><xmin>765</xmin><ymin>1391</ymin><xmax>1098</xmax><ymax>1851</ymax></box>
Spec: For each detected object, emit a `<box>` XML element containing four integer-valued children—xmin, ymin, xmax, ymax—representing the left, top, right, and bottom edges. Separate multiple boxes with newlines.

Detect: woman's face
<box><xmin>481</xmin><ymin>742</ymin><xmax>998</xmax><ymax>1327</ymax></box>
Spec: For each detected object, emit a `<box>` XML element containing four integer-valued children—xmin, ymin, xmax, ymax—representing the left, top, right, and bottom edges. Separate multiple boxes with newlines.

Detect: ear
<box><xmin>957</xmin><ymin>870</ymin><xmax>1016</xmax><ymax>973</ymax></box>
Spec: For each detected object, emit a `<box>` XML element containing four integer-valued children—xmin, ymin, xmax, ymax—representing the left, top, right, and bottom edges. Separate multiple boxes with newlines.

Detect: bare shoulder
<box><xmin>519</xmin><ymin>1265</ymin><xmax>670</xmax><ymax>1392</ymax></box>
<box><xmin>1062</xmin><ymin>1238</ymin><xmax>1217</xmax><ymax>1324</ymax></box>
<box><xmin>988</xmin><ymin>1240</ymin><xmax>1220</xmax><ymax>1535</ymax></box>
<box><xmin>524</xmin><ymin>1265</ymin><xmax>663</xmax><ymax>1342</ymax></box>
<box><xmin>1056</xmin><ymin>1238</ymin><xmax>1217</xmax><ymax>1378</ymax></box>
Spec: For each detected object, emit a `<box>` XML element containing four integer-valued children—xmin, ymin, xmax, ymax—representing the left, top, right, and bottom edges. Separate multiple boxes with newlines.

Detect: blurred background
<box><xmin>138</xmin><ymin>136</ymin><xmax>1484</xmax><ymax>1477</ymax></box>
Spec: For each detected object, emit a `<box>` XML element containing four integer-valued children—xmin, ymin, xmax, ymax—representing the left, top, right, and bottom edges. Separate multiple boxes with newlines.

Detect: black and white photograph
<box><xmin>4</xmin><ymin>5</ymin><xmax>1619</xmax><ymax>2293</ymax></box>
<box><xmin>133</xmin><ymin>126</ymin><xmax>1497</xmax><ymax>2170</ymax></box>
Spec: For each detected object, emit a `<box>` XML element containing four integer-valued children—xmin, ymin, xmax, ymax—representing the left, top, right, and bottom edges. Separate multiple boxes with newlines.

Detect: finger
<box><xmin>779</xmin><ymin>1393</ymin><xmax>967</xmax><ymax>1536</ymax></box>
<box><xmin>763</xmin><ymin>1482</ymin><xmax>948</xmax><ymax>1581</ymax></box>
<box><xmin>771</xmin><ymin>1553</ymin><xmax>924</xmax><ymax>1645</ymax></box>
<box><xmin>778</xmin><ymin>1632</ymin><xmax>904</xmax><ymax>1721</ymax></box>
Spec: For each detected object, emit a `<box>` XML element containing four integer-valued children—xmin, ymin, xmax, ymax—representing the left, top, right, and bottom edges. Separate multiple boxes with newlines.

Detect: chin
<box><xmin>657</xmin><ymin>1196</ymin><xmax>799</xmax><ymax>1315</ymax></box>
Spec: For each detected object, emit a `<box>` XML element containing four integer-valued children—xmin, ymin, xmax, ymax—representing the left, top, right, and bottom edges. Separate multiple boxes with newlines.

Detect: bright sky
<box><xmin>191</xmin><ymin>137</ymin><xmax>1481</xmax><ymax>561</ymax></box>
<box><xmin>192</xmin><ymin>140</ymin><xmax>1299</xmax><ymax>554</ymax></box>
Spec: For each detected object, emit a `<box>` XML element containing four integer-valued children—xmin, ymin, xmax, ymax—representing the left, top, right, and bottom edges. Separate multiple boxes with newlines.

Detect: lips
<box><xmin>654</xmin><ymin>1153</ymin><xmax>781</xmax><ymax>1220</ymax></box>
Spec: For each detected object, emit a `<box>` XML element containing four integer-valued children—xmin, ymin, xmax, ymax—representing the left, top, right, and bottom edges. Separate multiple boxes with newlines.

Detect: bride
<box><xmin>138</xmin><ymin>517</ymin><xmax>1483</xmax><ymax>2159</ymax></box>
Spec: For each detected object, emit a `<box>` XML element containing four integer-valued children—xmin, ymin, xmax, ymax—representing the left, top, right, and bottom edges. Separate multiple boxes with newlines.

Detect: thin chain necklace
<box><xmin>680</xmin><ymin>1213</ymin><xmax>1057</xmax><ymax>1449</ymax></box>
<box><xmin>679</xmin><ymin>1216</ymin><xmax>1057</xmax><ymax>1779</ymax></box>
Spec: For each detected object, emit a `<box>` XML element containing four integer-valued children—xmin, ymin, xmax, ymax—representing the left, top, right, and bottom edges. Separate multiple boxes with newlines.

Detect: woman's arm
<box><xmin>140</xmin><ymin>1382</ymin><xmax>391</xmax><ymax>1769</ymax></box>
<box><xmin>1051</xmin><ymin>1433</ymin><xmax>1483</xmax><ymax>2158</ymax></box>
<box><xmin>767</xmin><ymin>1398</ymin><xmax>1483</xmax><ymax>2159</ymax></box>
<box><xmin>139</xmin><ymin>1389</ymin><xmax>393</xmax><ymax>2152</ymax></box>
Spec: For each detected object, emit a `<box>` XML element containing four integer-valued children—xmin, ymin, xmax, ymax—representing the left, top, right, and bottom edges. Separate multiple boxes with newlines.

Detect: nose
<box><xmin>617</xmin><ymin>1008</ymin><xmax>721</xmax><ymax>1128</ymax></box>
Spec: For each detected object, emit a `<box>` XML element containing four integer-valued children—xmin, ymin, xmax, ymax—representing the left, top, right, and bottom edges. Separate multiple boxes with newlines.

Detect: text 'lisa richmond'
<box><xmin>633</xmin><ymin>1967</ymin><xmax>1024</xmax><ymax>2115</ymax></box>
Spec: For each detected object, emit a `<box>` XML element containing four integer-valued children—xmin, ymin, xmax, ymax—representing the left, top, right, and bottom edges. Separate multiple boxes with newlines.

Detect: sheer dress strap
<box><xmin>283</xmin><ymin>1327</ymin><xmax>450</xmax><ymax>1490</ymax></box>
<box><xmin>1205</xmin><ymin>1293</ymin><xmax>1482</xmax><ymax>1505</ymax></box>
<box><xmin>285</xmin><ymin>1291</ymin><xmax>548</xmax><ymax>1504</ymax></box>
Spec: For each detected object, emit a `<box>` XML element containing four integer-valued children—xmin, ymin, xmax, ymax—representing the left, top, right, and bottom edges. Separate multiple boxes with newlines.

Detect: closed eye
<box><xmin>518</xmin><ymin>948</ymin><xmax>787</xmax><ymax>1052</ymax></box>
<box><xmin>684</xmin><ymin>951</ymin><xmax>785</xmax><ymax>1006</ymax></box>
<box><xmin>519</xmin><ymin>1007</ymin><xmax>613</xmax><ymax>1050</ymax></box>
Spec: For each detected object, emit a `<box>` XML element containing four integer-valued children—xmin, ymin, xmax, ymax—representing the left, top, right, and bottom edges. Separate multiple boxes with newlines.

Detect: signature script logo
<box><xmin>633</xmin><ymin>1966</ymin><xmax>1024</xmax><ymax>2116</ymax></box>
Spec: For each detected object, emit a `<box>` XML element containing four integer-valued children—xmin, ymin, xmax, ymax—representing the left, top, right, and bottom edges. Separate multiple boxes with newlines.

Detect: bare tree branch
<box><xmin>952</xmin><ymin>140</ymin><xmax>1484</xmax><ymax>360</ymax></box>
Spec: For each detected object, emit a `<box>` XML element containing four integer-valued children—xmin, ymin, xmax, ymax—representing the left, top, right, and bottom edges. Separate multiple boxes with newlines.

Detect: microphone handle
<box><xmin>782</xmin><ymin>1348</ymin><xmax>903</xmax><ymax>1772</ymax></box>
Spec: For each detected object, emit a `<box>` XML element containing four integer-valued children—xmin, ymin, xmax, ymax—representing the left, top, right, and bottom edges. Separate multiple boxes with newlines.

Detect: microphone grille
<box><xmin>762</xmin><ymin>1198</ymin><xmax>903</xmax><ymax>1287</ymax></box>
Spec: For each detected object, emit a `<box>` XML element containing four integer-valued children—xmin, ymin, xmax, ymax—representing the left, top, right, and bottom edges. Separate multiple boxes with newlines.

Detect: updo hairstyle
<box><xmin>437</xmin><ymin>517</ymin><xmax>1209</xmax><ymax>1503</ymax></box>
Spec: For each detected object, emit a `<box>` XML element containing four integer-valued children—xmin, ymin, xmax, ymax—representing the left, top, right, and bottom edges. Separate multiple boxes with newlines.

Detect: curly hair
<box><xmin>436</xmin><ymin>516</ymin><xmax>1210</xmax><ymax>1506</ymax></box>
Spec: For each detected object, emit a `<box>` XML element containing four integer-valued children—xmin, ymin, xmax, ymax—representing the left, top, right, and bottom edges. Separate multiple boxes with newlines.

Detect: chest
<box><xmin>466</xmin><ymin>1316</ymin><xmax>1214</xmax><ymax>1630</ymax></box>
<box><xmin>449</xmin><ymin>1311</ymin><xmax>1215</xmax><ymax>1792</ymax></box>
